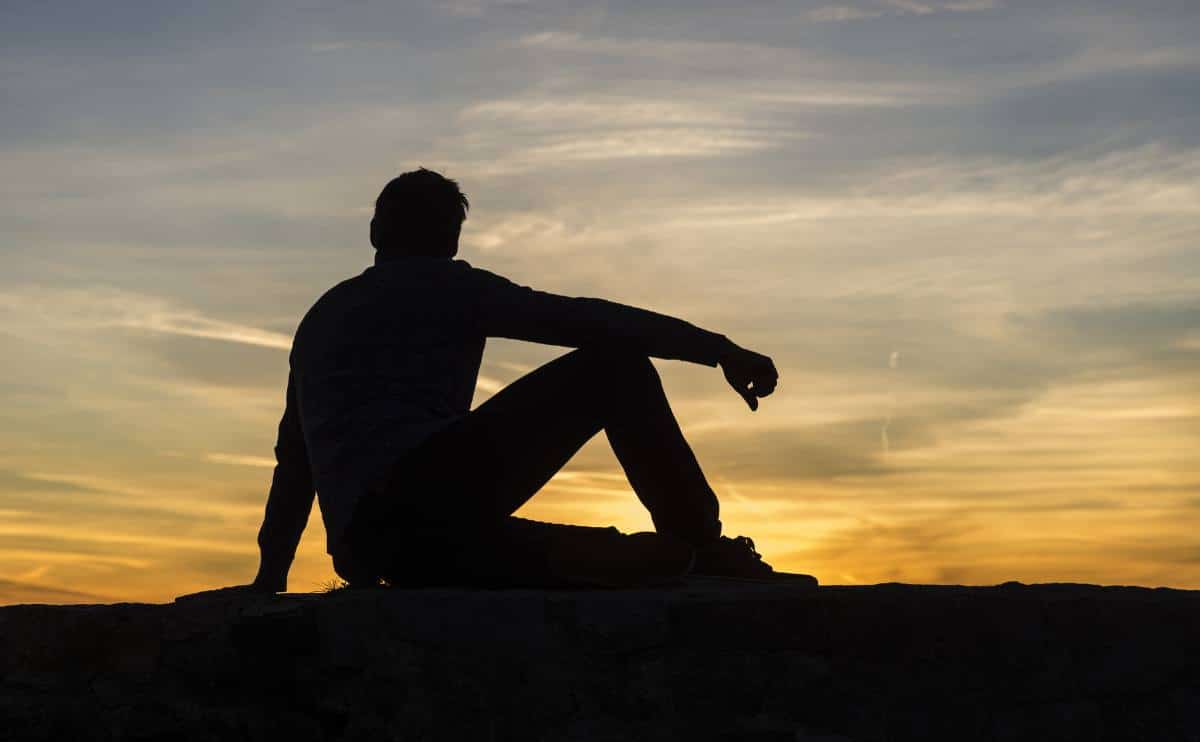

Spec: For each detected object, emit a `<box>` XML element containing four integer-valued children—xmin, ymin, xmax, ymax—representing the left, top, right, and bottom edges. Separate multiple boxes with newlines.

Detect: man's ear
<box><xmin>369</xmin><ymin>217</ymin><xmax>380</xmax><ymax>250</ymax></box>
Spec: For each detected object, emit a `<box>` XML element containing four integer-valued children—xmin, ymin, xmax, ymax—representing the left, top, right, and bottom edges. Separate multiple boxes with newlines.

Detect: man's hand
<box><xmin>173</xmin><ymin>564</ymin><xmax>287</xmax><ymax>603</ymax></box>
<box><xmin>173</xmin><ymin>580</ymin><xmax>280</xmax><ymax>604</ymax></box>
<box><xmin>718</xmin><ymin>342</ymin><xmax>778</xmax><ymax>411</ymax></box>
<box><xmin>251</xmin><ymin>563</ymin><xmax>288</xmax><ymax>594</ymax></box>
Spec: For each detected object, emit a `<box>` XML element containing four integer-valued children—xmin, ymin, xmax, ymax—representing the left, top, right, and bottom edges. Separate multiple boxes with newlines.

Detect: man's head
<box><xmin>371</xmin><ymin>168</ymin><xmax>470</xmax><ymax>258</ymax></box>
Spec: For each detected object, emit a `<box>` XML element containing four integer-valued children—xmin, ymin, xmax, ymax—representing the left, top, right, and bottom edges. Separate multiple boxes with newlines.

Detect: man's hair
<box><xmin>371</xmin><ymin>167</ymin><xmax>470</xmax><ymax>255</ymax></box>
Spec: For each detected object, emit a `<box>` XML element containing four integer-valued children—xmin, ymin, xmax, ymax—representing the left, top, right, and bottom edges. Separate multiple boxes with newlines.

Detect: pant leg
<box><xmin>345</xmin><ymin>346</ymin><xmax>722</xmax><ymax>584</ymax></box>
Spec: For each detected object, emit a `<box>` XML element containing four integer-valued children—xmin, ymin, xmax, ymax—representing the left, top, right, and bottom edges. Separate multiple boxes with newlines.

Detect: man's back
<box><xmin>296</xmin><ymin>256</ymin><xmax>486</xmax><ymax>475</ymax></box>
<box><xmin>292</xmin><ymin>254</ymin><xmax>493</xmax><ymax>547</ymax></box>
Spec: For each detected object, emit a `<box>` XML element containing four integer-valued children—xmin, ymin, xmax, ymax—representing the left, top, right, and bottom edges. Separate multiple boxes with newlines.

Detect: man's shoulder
<box><xmin>296</xmin><ymin>259</ymin><xmax>513</xmax><ymax>330</ymax></box>
<box><xmin>449</xmin><ymin>257</ymin><xmax>488</xmax><ymax>277</ymax></box>
<box><xmin>448</xmin><ymin>258</ymin><xmax>515</xmax><ymax>288</ymax></box>
<box><xmin>294</xmin><ymin>273</ymin><xmax>369</xmax><ymax>336</ymax></box>
<box><xmin>305</xmin><ymin>273</ymin><xmax>366</xmax><ymax>312</ymax></box>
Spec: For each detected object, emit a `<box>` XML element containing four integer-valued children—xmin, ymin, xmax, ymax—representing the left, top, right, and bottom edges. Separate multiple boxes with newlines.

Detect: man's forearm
<box><xmin>255</xmin><ymin>467</ymin><xmax>315</xmax><ymax>588</ymax></box>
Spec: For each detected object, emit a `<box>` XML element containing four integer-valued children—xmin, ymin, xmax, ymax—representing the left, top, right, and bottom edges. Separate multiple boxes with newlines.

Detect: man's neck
<box><xmin>373</xmin><ymin>250</ymin><xmax>454</xmax><ymax>266</ymax></box>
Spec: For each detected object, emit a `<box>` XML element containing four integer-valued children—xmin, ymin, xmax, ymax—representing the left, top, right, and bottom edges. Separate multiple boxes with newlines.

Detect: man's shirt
<box><xmin>256</xmin><ymin>251</ymin><xmax>731</xmax><ymax>570</ymax></box>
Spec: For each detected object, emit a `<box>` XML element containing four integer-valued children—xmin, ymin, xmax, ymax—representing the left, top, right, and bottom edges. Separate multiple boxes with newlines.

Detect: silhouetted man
<box><xmin>248</xmin><ymin>168</ymin><xmax>810</xmax><ymax>592</ymax></box>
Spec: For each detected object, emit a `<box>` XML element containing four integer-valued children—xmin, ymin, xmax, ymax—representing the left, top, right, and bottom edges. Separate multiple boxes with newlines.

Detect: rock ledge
<box><xmin>3</xmin><ymin>580</ymin><xmax>1199</xmax><ymax>741</ymax></box>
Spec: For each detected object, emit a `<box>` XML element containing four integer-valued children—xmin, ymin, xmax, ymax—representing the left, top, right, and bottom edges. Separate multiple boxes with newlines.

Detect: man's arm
<box><xmin>468</xmin><ymin>268</ymin><xmax>732</xmax><ymax>366</ymax></box>
<box><xmin>253</xmin><ymin>368</ymin><xmax>316</xmax><ymax>592</ymax></box>
<box><xmin>467</xmin><ymin>267</ymin><xmax>778</xmax><ymax>409</ymax></box>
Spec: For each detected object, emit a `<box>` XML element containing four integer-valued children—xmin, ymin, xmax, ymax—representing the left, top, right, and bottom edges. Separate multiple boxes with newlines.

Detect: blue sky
<box><xmin>2</xmin><ymin>0</ymin><xmax>1199</xmax><ymax>603</ymax></box>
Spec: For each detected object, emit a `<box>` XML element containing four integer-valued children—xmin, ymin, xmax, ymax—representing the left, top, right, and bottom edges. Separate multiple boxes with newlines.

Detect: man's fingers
<box><xmin>174</xmin><ymin>584</ymin><xmax>262</xmax><ymax>604</ymax></box>
<box><xmin>726</xmin><ymin>366</ymin><xmax>769</xmax><ymax>410</ymax></box>
<box><xmin>740</xmin><ymin>386</ymin><xmax>758</xmax><ymax>411</ymax></box>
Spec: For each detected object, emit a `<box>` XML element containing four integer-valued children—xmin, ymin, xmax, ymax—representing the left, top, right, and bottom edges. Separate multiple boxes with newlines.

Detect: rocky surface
<box><xmin>2</xmin><ymin>579</ymin><xmax>1199</xmax><ymax>741</ymax></box>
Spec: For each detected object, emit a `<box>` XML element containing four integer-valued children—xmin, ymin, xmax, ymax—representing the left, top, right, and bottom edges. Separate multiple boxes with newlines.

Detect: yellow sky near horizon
<box><xmin>3</xmin><ymin>1</ymin><xmax>1200</xmax><ymax>604</ymax></box>
<box><xmin>3</xmin><ymin>331</ymin><xmax>1197</xmax><ymax>604</ymax></box>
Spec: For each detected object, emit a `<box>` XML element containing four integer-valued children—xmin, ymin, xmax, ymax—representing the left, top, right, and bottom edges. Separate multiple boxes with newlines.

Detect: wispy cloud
<box><xmin>118</xmin><ymin>313</ymin><xmax>292</xmax><ymax>350</ymax></box>
<box><xmin>654</xmin><ymin>143</ymin><xmax>1200</xmax><ymax>229</ymax></box>
<box><xmin>205</xmin><ymin>453</ymin><xmax>277</xmax><ymax>468</ymax></box>
<box><xmin>0</xmin><ymin>577</ymin><xmax>112</xmax><ymax>605</ymax></box>
<box><xmin>0</xmin><ymin>287</ymin><xmax>292</xmax><ymax>350</ymax></box>
<box><xmin>881</xmin><ymin>0</ymin><xmax>998</xmax><ymax>15</ymax></box>
<box><xmin>462</xmin><ymin>97</ymin><xmax>750</xmax><ymax>128</ymax></box>
<box><xmin>451</xmin><ymin>91</ymin><xmax>810</xmax><ymax>174</ymax></box>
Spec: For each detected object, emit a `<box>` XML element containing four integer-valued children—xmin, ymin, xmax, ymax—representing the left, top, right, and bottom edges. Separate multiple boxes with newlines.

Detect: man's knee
<box><xmin>573</xmin><ymin>346</ymin><xmax>656</xmax><ymax>386</ymax></box>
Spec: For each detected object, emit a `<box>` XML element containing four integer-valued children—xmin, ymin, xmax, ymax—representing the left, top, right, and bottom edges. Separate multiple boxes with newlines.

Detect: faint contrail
<box><xmin>881</xmin><ymin>350</ymin><xmax>901</xmax><ymax>454</ymax></box>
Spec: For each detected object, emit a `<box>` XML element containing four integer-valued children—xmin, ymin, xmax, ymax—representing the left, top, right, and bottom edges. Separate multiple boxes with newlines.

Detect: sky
<box><xmin>2</xmin><ymin>0</ymin><xmax>1199</xmax><ymax>604</ymax></box>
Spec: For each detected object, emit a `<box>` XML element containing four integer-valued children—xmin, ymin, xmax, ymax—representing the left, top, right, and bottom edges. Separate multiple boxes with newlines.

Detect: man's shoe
<box><xmin>547</xmin><ymin>528</ymin><xmax>696</xmax><ymax>588</ymax></box>
<box><xmin>692</xmin><ymin>535</ymin><xmax>818</xmax><ymax>588</ymax></box>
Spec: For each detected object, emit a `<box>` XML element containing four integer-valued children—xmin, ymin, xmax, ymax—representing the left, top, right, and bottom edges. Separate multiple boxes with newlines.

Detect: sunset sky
<box><xmin>3</xmin><ymin>0</ymin><xmax>1199</xmax><ymax>604</ymax></box>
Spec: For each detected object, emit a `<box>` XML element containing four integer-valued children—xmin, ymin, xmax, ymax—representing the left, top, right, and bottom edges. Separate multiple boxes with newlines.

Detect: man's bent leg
<box><xmin>348</xmin><ymin>347</ymin><xmax>721</xmax><ymax>584</ymax></box>
<box><xmin>599</xmin><ymin>351</ymin><xmax>723</xmax><ymax>545</ymax></box>
<box><xmin>411</xmin><ymin>346</ymin><xmax>720</xmax><ymax>542</ymax></box>
<box><xmin>366</xmin><ymin>516</ymin><xmax>692</xmax><ymax>588</ymax></box>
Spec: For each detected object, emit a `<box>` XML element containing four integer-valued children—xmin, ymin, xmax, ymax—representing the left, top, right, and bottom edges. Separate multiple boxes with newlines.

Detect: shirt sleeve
<box><xmin>465</xmin><ymin>266</ymin><xmax>731</xmax><ymax>366</ymax></box>
<box><xmin>256</xmin><ymin>367</ymin><xmax>316</xmax><ymax>576</ymax></box>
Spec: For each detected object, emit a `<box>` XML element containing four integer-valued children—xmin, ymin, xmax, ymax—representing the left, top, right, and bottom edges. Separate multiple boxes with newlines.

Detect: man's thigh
<box><xmin>342</xmin><ymin>347</ymin><xmax>608</xmax><ymax>584</ymax></box>
<box><xmin>376</xmin><ymin>516</ymin><xmax>621</xmax><ymax>588</ymax></box>
<box><xmin>382</xmin><ymin>348</ymin><xmax>606</xmax><ymax>522</ymax></box>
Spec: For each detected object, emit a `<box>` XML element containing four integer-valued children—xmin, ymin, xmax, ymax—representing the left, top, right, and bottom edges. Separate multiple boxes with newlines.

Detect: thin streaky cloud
<box><xmin>205</xmin><ymin>453</ymin><xmax>277</xmax><ymax>468</ymax></box>
<box><xmin>0</xmin><ymin>546</ymin><xmax>155</xmax><ymax>569</ymax></box>
<box><xmin>0</xmin><ymin>578</ymin><xmax>112</xmax><ymax>605</ymax></box>
<box><xmin>882</xmin><ymin>0</ymin><xmax>999</xmax><ymax>14</ymax></box>
<box><xmin>460</xmin><ymin>97</ymin><xmax>747</xmax><ymax>127</ymax></box>
<box><xmin>0</xmin><ymin>524</ymin><xmax>258</xmax><ymax>557</ymax></box>
<box><xmin>0</xmin><ymin>287</ymin><xmax>292</xmax><ymax>350</ymax></box>
<box><xmin>806</xmin><ymin>5</ymin><xmax>885</xmax><ymax>22</ymax></box>
<box><xmin>652</xmin><ymin>144</ymin><xmax>1200</xmax><ymax>228</ymax></box>
<box><xmin>449</xmin><ymin>128</ymin><xmax>792</xmax><ymax>176</ymax></box>
<box><xmin>514</xmin><ymin>30</ymin><xmax>822</xmax><ymax>68</ymax></box>
<box><xmin>117</xmin><ymin>313</ymin><xmax>292</xmax><ymax>351</ymax></box>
